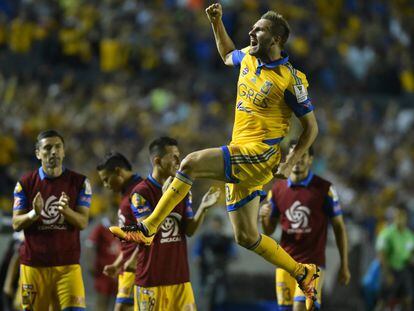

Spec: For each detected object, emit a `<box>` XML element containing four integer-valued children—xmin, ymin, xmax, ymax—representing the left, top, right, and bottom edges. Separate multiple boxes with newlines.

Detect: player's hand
<box><xmin>3</xmin><ymin>282</ymin><xmax>14</xmax><ymax>297</ymax></box>
<box><xmin>259</xmin><ymin>202</ymin><xmax>272</xmax><ymax>219</ymax></box>
<box><xmin>338</xmin><ymin>264</ymin><xmax>351</xmax><ymax>285</ymax></box>
<box><xmin>162</xmin><ymin>176</ymin><xmax>173</xmax><ymax>194</ymax></box>
<box><xmin>103</xmin><ymin>264</ymin><xmax>121</xmax><ymax>278</ymax></box>
<box><xmin>56</xmin><ymin>192</ymin><xmax>70</xmax><ymax>213</ymax></box>
<box><xmin>205</xmin><ymin>3</ymin><xmax>222</xmax><ymax>24</ymax></box>
<box><xmin>200</xmin><ymin>187</ymin><xmax>221</xmax><ymax>210</ymax></box>
<box><xmin>32</xmin><ymin>192</ymin><xmax>44</xmax><ymax>215</ymax></box>
<box><xmin>123</xmin><ymin>256</ymin><xmax>137</xmax><ymax>273</ymax></box>
<box><xmin>273</xmin><ymin>161</ymin><xmax>293</xmax><ymax>179</ymax></box>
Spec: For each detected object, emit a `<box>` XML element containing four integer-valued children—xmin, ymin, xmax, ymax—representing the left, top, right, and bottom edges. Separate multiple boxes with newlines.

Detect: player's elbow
<box><xmin>305</xmin><ymin>116</ymin><xmax>319</xmax><ymax>141</ymax></box>
<box><xmin>78</xmin><ymin>220</ymin><xmax>88</xmax><ymax>230</ymax></box>
<box><xmin>74</xmin><ymin>217</ymin><xmax>88</xmax><ymax>230</ymax></box>
<box><xmin>185</xmin><ymin>225</ymin><xmax>195</xmax><ymax>237</ymax></box>
<box><xmin>311</xmin><ymin>122</ymin><xmax>319</xmax><ymax>139</ymax></box>
<box><xmin>262</xmin><ymin>226</ymin><xmax>274</xmax><ymax>236</ymax></box>
<box><xmin>12</xmin><ymin>220</ymin><xmax>23</xmax><ymax>232</ymax></box>
<box><xmin>223</xmin><ymin>52</ymin><xmax>234</xmax><ymax>66</ymax></box>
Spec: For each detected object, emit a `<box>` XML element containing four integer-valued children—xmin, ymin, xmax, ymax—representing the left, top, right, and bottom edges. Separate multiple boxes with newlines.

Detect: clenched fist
<box><xmin>205</xmin><ymin>3</ymin><xmax>222</xmax><ymax>24</ymax></box>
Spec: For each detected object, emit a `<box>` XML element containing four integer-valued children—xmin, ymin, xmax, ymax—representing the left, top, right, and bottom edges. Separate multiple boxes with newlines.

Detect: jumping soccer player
<box><xmin>12</xmin><ymin>130</ymin><xmax>91</xmax><ymax>310</ymax></box>
<box><xmin>260</xmin><ymin>143</ymin><xmax>351</xmax><ymax>310</ymax></box>
<box><xmin>111</xmin><ymin>3</ymin><xmax>319</xmax><ymax>308</ymax></box>
<box><xmin>97</xmin><ymin>152</ymin><xmax>143</xmax><ymax>311</ymax></box>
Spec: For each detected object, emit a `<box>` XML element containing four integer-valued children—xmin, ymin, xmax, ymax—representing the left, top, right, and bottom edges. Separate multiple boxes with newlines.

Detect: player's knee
<box><xmin>179</xmin><ymin>152</ymin><xmax>200</xmax><ymax>176</ymax></box>
<box><xmin>234</xmin><ymin>230</ymin><xmax>258</xmax><ymax>248</ymax></box>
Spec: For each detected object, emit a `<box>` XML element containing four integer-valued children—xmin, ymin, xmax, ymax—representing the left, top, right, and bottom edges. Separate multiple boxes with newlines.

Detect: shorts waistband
<box><xmin>263</xmin><ymin>137</ymin><xmax>284</xmax><ymax>145</ymax></box>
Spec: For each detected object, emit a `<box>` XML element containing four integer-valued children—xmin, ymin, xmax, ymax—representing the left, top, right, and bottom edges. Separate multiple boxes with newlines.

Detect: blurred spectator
<box><xmin>193</xmin><ymin>215</ymin><xmax>237</xmax><ymax>311</ymax></box>
<box><xmin>375</xmin><ymin>204</ymin><xmax>414</xmax><ymax>311</ymax></box>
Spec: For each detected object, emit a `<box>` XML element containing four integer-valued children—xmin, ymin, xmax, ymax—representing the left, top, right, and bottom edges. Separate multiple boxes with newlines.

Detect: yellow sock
<box><xmin>251</xmin><ymin>234</ymin><xmax>299</xmax><ymax>274</ymax></box>
<box><xmin>142</xmin><ymin>171</ymin><xmax>192</xmax><ymax>235</ymax></box>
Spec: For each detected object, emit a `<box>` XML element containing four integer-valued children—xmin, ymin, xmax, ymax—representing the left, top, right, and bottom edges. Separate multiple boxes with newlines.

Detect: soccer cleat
<box><xmin>293</xmin><ymin>263</ymin><xmax>320</xmax><ymax>311</ymax></box>
<box><xmin>109</xmin><ymin>224</ymin><xmax>154</xmax><ymax>246</ymax></box>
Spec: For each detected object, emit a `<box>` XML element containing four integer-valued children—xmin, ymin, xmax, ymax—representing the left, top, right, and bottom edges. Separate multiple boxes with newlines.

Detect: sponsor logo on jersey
<box><xmin>285</xmin><ymin>200</ymin><xmax>311</xmax><ymax>233</ymax></box>
<box><xmin>160</xmin><ymin>212</ymin><xmax>182</xmax><ymax>243</ymax></box>
<box><xmin>237</xmin><ymin>101</ymin><xmax>252</xmax><ymax>114</ymax></box>
<box><xmin>238</xmin><ymin>83</ymin><xmax>269</xmax><ymax>108</ymax></box>
<box><xmin>242</xmin><ymin>67</ymin><xmax>249</xmax><ymax>76</ymax></box>
<box><xmin>39</xmin><ymin>195</ymin><xmax>66</xmax><ymax>229</ymax></box>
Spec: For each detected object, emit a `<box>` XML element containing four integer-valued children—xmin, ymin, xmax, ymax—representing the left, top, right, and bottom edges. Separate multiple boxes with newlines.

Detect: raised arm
<box><xmin>186</xmin><ymin>187</ymin><xmax>221</xmax><ymax>237</ymax></box>
<box><xmin>205</xmin><ymin>3</ymin><xmax>236</xmax><ymax>65</ymax></box>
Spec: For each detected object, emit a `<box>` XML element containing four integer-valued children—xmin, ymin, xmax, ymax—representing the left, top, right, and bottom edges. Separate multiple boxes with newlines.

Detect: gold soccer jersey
<box><xmin>231</xmin><ymin>48</ymin><xmax>313</xmax><ymax>145</ymax></box>
<box><xmin>222</xmin><ymin>49</ymin><xmax>314</xmax><ymax>210</ymax></box>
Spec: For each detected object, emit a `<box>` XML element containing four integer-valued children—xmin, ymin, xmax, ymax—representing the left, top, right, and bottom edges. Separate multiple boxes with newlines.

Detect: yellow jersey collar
<box><xmin>256</xmin><ymin>51</ymin><xmax>289</xmax><ymax>75</ymax></box>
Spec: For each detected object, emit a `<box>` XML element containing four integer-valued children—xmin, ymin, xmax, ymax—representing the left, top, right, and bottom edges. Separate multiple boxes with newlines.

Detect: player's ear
<box><xmin>273</xmin><ymin>35</ymin><xmax>281</xmax><ymax>47</ymax></box>
<box><xmin>308</xmin><ymin>155</ymin><xmax>314</xmax><ymax>165</ymax></box>
<box><xmin>152</xmin><ymin>156</ymin><xmax>162</xmax><ymax>167</ymax></box>
<box><xmin>114</xmin><ymin>166</ymin><xmax>121</xmax><ymax>176</ymax></box>
<box><xmin>35</xmin><ymin>148</ymin><xmax>41</xmax><ymax>160</ymax></box>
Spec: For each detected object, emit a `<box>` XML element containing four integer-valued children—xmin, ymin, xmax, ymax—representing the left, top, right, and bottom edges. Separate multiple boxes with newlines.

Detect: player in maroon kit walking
<box><xmin>97</xmin><ymin>152</ymin><xmax>143</xmax><ymax>311</ymax></box>
<box><xmin>86</xmin><ymin>206</ymin><xmax>121</xmax><ymax>311</ymax></box>
<box><xmin>260</xmin><ymin>143</ymin><xmax>351</xmax><ymax>311</ymax></box>
<box><xmin>12</xmin><ymin>130</ymin><xmax>91</xmax><ymax>310</ymax></box>
<box><xmin>122</xmin><ymin>137</ymin><xmax>220</xmax><ymax>311</ymax></box>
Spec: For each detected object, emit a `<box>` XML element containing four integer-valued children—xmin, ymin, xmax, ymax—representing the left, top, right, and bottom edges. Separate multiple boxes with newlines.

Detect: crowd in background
<box><xmin>0</xmin><ymin>0</ymin><xmax>413</xmax><ymax>308</ymax></box>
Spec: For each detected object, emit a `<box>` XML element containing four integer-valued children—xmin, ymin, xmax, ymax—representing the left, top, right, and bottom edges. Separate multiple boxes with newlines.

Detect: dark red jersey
<box><xmin>87</xmin><ymin>218</ymin><xmax>121</xmax><ymax>296</ymax></box>
<box><xmin>130</xmin><ymin>175</ymin><xmax>194</xmax><ymax>287</ymax></box>
<box><xmin>14</xmin><ymin>167</ymin><xmax>92</xmax><ymax>266</ymax></box>
<box><xmin>118</xmin><ymin>174</ymin><xmax>142</xmax><ymax>267</ymax></box>
<box><xmin>269</xmin><ymin>172</ymin><xmax>342</xmax><ymax>267</ymax></box>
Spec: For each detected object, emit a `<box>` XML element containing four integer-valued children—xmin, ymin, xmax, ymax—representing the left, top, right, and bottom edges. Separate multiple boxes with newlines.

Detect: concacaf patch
<box><xmin>293</xmin><ymin>84</ymin><xmax>308</xmax><ymax>103</ymax></box>
<box><xmin>131</xmin><ymin>192</ymin><xmax>146</xmax><ymax>208</ymax></box>
<box><xmin>14</xmin><ymin>182</ymin><xmax>23</xmax><ymax>194</ymax></box>
<box><xmin>84</xmin><ymin>179</ymin><xmax>92</xmax><ymax>195</ymax></box>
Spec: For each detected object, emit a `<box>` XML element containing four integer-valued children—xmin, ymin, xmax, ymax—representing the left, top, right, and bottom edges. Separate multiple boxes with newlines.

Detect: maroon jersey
<box><xmin>13</xmin><ymin>167</ymin><xmax>92</xmax><ymax>266</ymax></box>
<box><xmin>130</xmin><ymin>175</ymin><xmax>194</xmax><ymax>287</ymax></box>
<box><xmin>269</xmin><ymin>172</ymin><xmax>342</xmax><ymax>267</ymax></box>
<box><xmin>87</xmin><ymin>218</ymin><xmax>121</xmax><ymax>296</ymax></box>
<box><xmin>118</xmin><ymin>174</ymin><xmax>142</xmax><ymax>267</ymax></box>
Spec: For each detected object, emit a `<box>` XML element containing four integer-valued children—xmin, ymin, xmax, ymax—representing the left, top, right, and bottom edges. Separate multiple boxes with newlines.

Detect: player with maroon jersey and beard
<box><xmin>260</xmin><ymin>142</ymin><xmax>351</xmax><ymax>311</ymax></box>
<box><xmin>97</xmin><ymin>152</ymin><xmax>143</xmax><ymax>311</ymax></box>
<box><xmin>124</xmin><ymin>137</ymin><xmax>220</xmax><ymax>311</ymax></box>
<box><xmin>12</xmin><ymin>130</ymin><xmax>91</xmax><ymax>311</ymax></box>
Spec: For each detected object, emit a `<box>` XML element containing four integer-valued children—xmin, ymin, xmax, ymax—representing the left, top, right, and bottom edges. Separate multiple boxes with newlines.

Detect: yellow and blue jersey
<box><xmin>230</xmin><ymin>48</ymin><xmax>313</xmax><ymax>145</ymax></box>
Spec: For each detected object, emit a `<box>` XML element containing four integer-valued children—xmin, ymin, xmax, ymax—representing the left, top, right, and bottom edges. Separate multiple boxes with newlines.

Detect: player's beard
<box><xmin>249</xmin><ymin>40</ymin><xmax>271</xmax><ymax>60</ymax></box>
